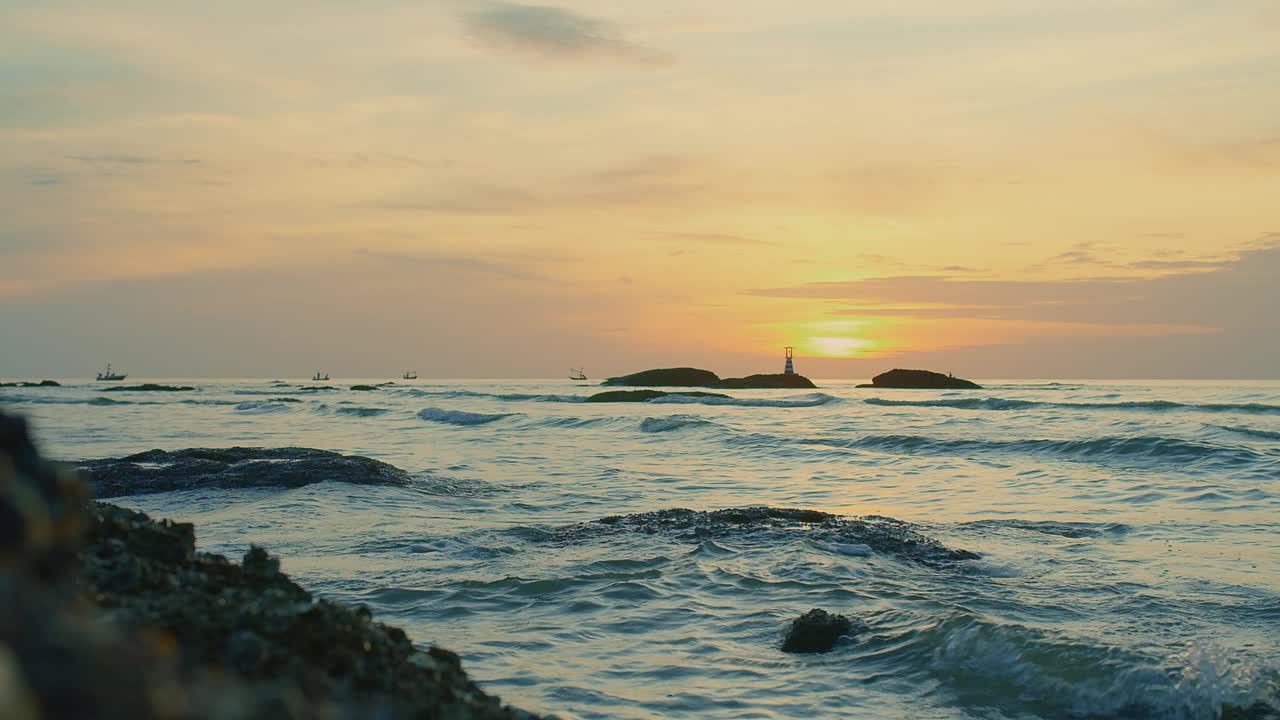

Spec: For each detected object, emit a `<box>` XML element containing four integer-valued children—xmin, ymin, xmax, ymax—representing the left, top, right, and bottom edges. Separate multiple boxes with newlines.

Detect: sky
<box><xmin>1</xmin><ymin>0</ymin><xmax>1278</xmax><ymax>379</ymax></box>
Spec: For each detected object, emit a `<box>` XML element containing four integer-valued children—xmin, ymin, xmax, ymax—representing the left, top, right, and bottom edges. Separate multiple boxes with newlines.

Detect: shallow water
<box><xmin>6</xmin><ymin>378</ymin><xmax>1280</xmax><ymax>719</ymax></box>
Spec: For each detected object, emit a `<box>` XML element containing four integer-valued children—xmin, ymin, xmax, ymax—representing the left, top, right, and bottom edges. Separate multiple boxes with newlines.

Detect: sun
<box><xmin>807</xmin><ymin>336</ymin><xmax>875</xmax><ymax>358</ymax></box>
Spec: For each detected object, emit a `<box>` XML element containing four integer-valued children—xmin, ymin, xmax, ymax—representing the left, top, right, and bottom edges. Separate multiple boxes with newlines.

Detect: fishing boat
<box><xmin>402</xmin><ymin>370</ymin><xmax>418</xmax><ymax>380</ymax></box>
<box><xmin>569</xmin><ymin>367</ymin><xmax>587</xmax><ymax>381</ymax></box>
<box><xmin>312</xmin><ymin>371</ymin><xmax>329</xmax><ymax>381</ymax></box>
<box><xmin>96</xmin><ymin>364</ymin><xmax>127</xmax><ymax>381</ymax></box>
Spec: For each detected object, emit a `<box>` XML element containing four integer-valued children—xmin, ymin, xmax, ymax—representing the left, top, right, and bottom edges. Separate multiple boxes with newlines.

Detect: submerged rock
<box><xmin>1</xmin><ymin>409</ymin><xmax>541</xmax><ymax>719</ymax></box>
<box><xmin>782</xmin><ymin>609</ymin><xmax>864</xmax><ymax>653</ymax></box>
<box><xmin>586</xmin><ymin>390</ymin><xmax>730</xmax><ymax>403</ymax></box>
<box><xmin>550</xmin><ymin>507</ymin><xmax>980</xmax><ymax>567</ymax></box>
<box><xmin>99</xmin><ymin>384</ymin><xmax>196</xmax><ymax>392</ymax></box>
<box><xmin>857</xmin><ymin>369</ymin><xmax>981</xmax><ymax>390</ymax></box>
<box><xmin>79</xmin><ymin>447</ymin><xmax>415</xmax><ymax>498</ymax></box>
<box><xmin>0</xmin><ymin>379</ymin><xmax>61</xmax><ymax>387</ymax></box>
<box><xmin>350</xmin><ymin>384</ymin><xmax>378</xmax><ymax>391</ymax></box>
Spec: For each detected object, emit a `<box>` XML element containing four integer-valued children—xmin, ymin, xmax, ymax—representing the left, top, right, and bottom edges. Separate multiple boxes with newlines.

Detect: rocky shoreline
<box><xmin>0</xmin><ymin>411</ymin><xmax>543</xmax><ymax>720</ymax></box>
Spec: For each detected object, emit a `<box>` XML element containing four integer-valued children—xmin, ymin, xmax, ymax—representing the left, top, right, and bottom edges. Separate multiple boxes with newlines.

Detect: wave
<box><xmin>864</xmin><ymin>397</ymin><xmax>1280</xmax><ymax>414</ymax></box>
<box><xmin>417</xmin><ymin>407</ymin><xmax>516</xmax><ymax>426</ymax></box>
<box><xmin>333</xmin><ymin>406</ymin><xmax>390</xmax><ymax>417</ymax></box>
<box><xmin>1208</xmin><ymin>424</ymin><xmax>1280</xmax><ymax>441</ymax></box>
<box><xmin>905</xmin><ymin>614</ymin><xmax>1276</xmax><ymax>719</ymax></box>
<box><xmin>639</xmin><ymin>416</ymin><xmax>717</xmax><ymax>433</ymax></box>
<box><xmin>958</xmin><ymin>519</ymin><xmax>1132</xmax><ymax>538</ymax></box>
<box><xmin>820</xmin><ymin>434</ymin><xmax>1263</xmax><ymax>467</ymax></box>
<box><xmin>234</xmin><ymin>400</ymin><xmax>296</xmax><ymax>414</ymax></box>
<box><xmin>650</xmin><ymin>392</ymin><xmax>840</xmax><ymax>408</ymax></box>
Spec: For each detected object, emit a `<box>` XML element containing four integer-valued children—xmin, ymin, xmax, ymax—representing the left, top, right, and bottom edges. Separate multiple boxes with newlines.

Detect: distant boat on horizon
<box><xmin>312</xmin><ymin>371</ymin><xmax>329</xmax><ymax>381</ymax></box>
<box><xmin>96</xmin><ymin>363</ymin><xmax>127</xmax><ymax>381</ymax></box>
<box><xmin>569</xmin><ymin>367</ymin><xmax>587</xmax><ymax>381</ymax></box>
<box><xmin>402</xmin><ymin>370</ymin><xmax>418</xmax><ymax>380</ymax></box>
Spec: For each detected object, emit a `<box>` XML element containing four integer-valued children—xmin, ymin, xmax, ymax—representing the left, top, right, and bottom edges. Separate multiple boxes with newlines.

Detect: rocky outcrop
<box><xmin>0</xmin><ymin>409</ymin><xmax>541</xmax><ymax>719</ymax></box>
<box><xmin>99</xmin><ymin>384</ymin><xmax>196</xmax><ymax>392</ymax></box>
<box><xmin>602</xmin><ymin>367</ymin><xmax>722</xmax><ymax>387</ymax></box>
<box><xmin>548</xmin><ymin>507</ymin><xmax>980</xmax><ymax>567</ymax></box>
<box><xmin>603</xmin><ymin>367</ymin><xmax>818</xmax><ymax>389</ymax></box>
<box><xmin>782</xmin><ymin>609</ymin><xmax>865</xmax><ymax>653</ymax></box>
<box><xmin>585</xmin><ymin>390</ymin><xmax>730</xmax><ymax>403</ymax></box>
<box><xmin>79</xmin><ymin>447</ymin><xmax>415</xmax><ymax>498</ymax></box>
<box><xmin>0</xmin><ymin>380</ymin><xmax>61</xmax><ymax>387</ymax></box>
<box><xmin>857</xmin><ymin>369</ymin><xmax>981</xmax><ymax>390</ymax></box>
<box><xmin>716</xmin><ymin>374</ymin><xmax>816</xmax><ymax>389</ymax></box>
<box><xmin>350</xmin><ymin>385</ymin><xmax>378</xmax><ymax>391</ymax></box>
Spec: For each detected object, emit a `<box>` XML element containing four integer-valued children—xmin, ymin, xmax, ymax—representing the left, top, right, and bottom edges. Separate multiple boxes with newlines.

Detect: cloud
<box><xmin>461</xmin><ymin>2</ymin><xmax>669</xmax><ymax>65</ymax></box>
<box><xmin>659</xmin><ymin>232</ymin><xmax>775</xmax><ymax>247</ymax></box>
<box><xmin>749</xmin><ymin>243</ymin><xmax>1280</xmax><ymax>331</ymax></box>
<box><xmin>355</xmin><ymin>248</ymin><xmax>546</xmax><ymax>282</ymax></box>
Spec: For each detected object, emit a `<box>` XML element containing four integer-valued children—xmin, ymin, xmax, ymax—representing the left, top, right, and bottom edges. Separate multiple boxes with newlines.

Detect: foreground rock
<box><xmin>99</xmin><ymin>384</ymin><xmax>196</xmax><ymax>392</ymax></box>
<box><xmin>857</xmin><ymin>369</ymin><xmax>981</xmax><ymax>390</ymax></box>
<box><xmin>549</xmin><ymin>507</ymin><xmax>980</xmax><ymax>567</ymax></box>
<box><xmin>80</xmin><ymin>447</ymin><xmax>415</xmax><ymax>498</ymax></box>
<box><xmin>0</xmin><ymin>410</ymin><xmax>541</xmax><ymax>719</ymax></box>
<box><xmin>0</xmin><ymin>379</ymin><xmax>62</xmax><ymax>387</ymax></box>
<box><xmin>782</xmin><ymin>609</ymin><xmax>865</xmax><ymax>653</ymax></box>
<box><xmin>586</xmin><ymin>390</ymin><xmax>730</xmax><ymax>403</ymax></box>
<box><xmin>604</xmin><ymin>367</ymin><xmax>818</xmax><ymax>389</ymax></box>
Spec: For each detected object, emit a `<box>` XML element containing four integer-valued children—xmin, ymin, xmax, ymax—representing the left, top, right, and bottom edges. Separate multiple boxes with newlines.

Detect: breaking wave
<box><xmin>907</xmin><ymin>614</ymin><xmax>1277</xmax><ymax>719</ymax></box>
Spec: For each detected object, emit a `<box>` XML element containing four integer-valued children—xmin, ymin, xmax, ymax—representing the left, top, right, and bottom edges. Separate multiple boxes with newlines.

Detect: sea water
<box><xmin>5</xmin><ymin>378</ymin><xmax>1279</xmax><ymax>719</ymax></box>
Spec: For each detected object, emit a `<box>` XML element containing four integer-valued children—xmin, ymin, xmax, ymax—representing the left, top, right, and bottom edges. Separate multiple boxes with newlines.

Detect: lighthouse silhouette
<box><xmin>784</xmin><ymin>346</ymin><xmax>795</xmax><ymax>375</ymax></box>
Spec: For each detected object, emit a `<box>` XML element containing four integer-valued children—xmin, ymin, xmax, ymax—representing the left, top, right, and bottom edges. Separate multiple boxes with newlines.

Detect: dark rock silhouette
<box><xmin>782</xmin><ymin>609</ymin><xmax>864</xmax><ymax>653</ymax></box>
<box><xmin>80</xmin><ymin>447</ymin><xmax>415</xmax><ymax>498</ymax></box>
<box><xmin>0</xmin><ymin>409</ymin><xmax>541</xmax><ymax>719</ymax></box>
<box><xmin>0</xmin><ymin>379</ymin><xmax>61</xmax><ymax>387</ymax></box>
<box><xmin>603</xmin><ymin>367</ymin><xmax>722</xmax><ymax>387</ymax></box>
<box><xmin>350</xmin><ymin>384</ymin><xmax>378</xmax><ymax>391</ymax></box>
<box><xmin>604</xmin><ymin>367</ymin><xmax>818</xmax><ymax>389</ymax></box>
<box><xmin>716</xmin><ymin>373</ymin><xmax>816</xmax><ymax>389</ymax></box>
<box><xmin>857</xmin><ymin>369</ymin><xmax>981</xmax><ymax>389</ymax></box>
<box><xmin>99</xmin><ymin>384</ymin><xmax>196</xmax><ymax>392</ymax></box>
<box><xmin>586</xmin><ymin>390</ymin><xmax>730</xmax><ymax>403</ymax></box>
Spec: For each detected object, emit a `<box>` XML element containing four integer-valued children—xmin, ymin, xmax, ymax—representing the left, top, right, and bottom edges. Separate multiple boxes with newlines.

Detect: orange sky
<box><xmin>1</xmin><ymin>0</ymin><xmax>1278</xmax><ymax>378</ymax></box>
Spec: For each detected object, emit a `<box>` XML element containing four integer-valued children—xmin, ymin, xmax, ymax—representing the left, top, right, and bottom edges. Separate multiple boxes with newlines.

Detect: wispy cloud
<box><xmin>461</xmin><ymin>2</ymin><xmax>670</xmax><ymax>65</ymax></box>
<box><xmin>658</xmin><ymin>232</ymin><xmax>775</xmax><ymax>247</ymax></box>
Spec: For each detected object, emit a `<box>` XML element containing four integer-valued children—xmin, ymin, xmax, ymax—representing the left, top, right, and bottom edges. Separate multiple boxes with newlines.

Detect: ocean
<box><xmin>5</xmin><ymin>378</ymin><xmax>1279</xmax><ymax>719</ymax></box>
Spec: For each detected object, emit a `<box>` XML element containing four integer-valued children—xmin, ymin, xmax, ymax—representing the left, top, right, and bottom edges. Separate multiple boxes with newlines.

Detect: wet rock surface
<box><xmin>857</xmin><ymin>369</ymin><xmax>981</xmax><ymax>390</ymax></box>
<box><xmin>782</xmin><ymin>609</ymin><xmax>865</xmax><ymax>653</ymax></box>
<box><xmin>586</xmin><ymin>390</ymin><xmax>730</xmax><ymax>403</ymax></box>
<box><xmin>80</xmin><ymin>447</ymin><xmax>415</xmax><ymax>498</ymax></box>
<box><xmin>99</xmin><ymin>384</ymin><xmax>196</xmax><ymax>392</ymax></box>
<box><xmin>0</xmin><ymin>380</ymin><xmax>61</xmax><ymax>387</ymax></box>
<box><xmin>0</xmin><ymin>410</ymin><xmax>542</xmax><ymax>719</ymax></box>
<box><xmin>549</xmin><ymin>507</ymin><xmax>981</xmax><ymax>567</ymax></box>
<box><xmin>350</xmin><ymin>385</ymin><xmax>378</xmax><ymax>391</ymax></box>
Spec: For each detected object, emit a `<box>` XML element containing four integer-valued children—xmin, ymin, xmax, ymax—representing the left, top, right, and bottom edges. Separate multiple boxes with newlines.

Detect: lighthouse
<box><xmin>784</xmin><ymin>346</ymin><xmax>795</xmax><ymax>375</ymax></box>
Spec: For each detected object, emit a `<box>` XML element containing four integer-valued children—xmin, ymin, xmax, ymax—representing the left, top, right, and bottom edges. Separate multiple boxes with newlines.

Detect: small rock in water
<box><xmin>781</xmin><ymin>609</ymin><xmax>863</xmax><ymax>653</ymax></box>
